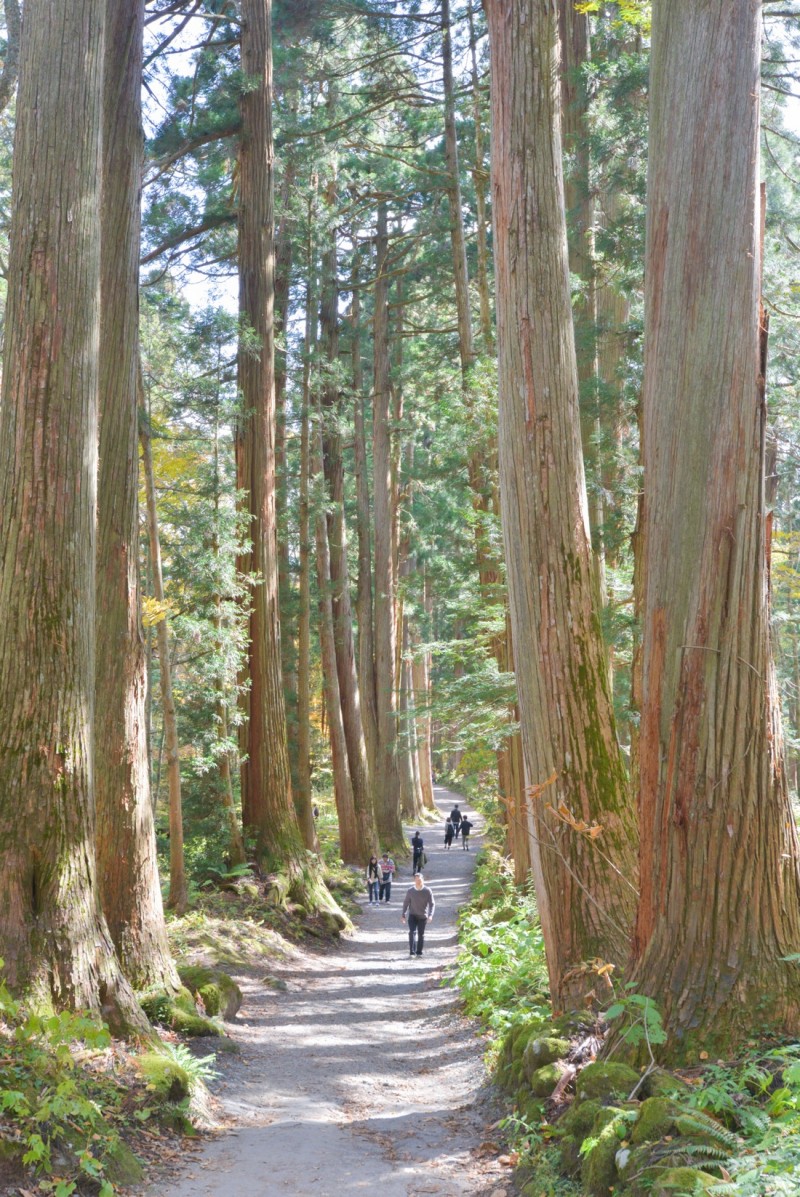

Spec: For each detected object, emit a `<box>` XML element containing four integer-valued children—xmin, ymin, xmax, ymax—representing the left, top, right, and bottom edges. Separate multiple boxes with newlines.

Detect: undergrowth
<box><xmin>0</xmin><ymin>960</ymin><xmax>140</xmax><ymax>1195</ymax></box>
<box><xmin>453</xmin><ymin>848</ymin><xmax>549</xmax><ymax>1043</ymax></box>
<box><xmin>453</xmin><ymin>842</ymin><xmax>800</xmax><ymax>1195</ymax></box>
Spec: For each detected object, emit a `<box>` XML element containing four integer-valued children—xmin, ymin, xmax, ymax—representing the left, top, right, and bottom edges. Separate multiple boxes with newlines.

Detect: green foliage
<box><xmin>0</xmin><ymin>961</ymin><xmax>131</xmax><ymax>1194</ymax></box>
<box><xmin>604</xmin><ymin>984</ymin><xmax>667</xmax><ymax>1051</ymax></box>
<box><xmin>453</xmin><ymin>854</ymin><xmax>549</xmax><ymax>1035</ymax></box>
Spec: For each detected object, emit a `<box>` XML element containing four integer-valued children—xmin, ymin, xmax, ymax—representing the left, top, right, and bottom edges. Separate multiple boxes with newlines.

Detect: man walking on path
<box><xmin>401</xmin><ymin>872</ymin><xmax>435</xmax><ymax>956</ymax></box>
<box><xmin>449</xmin><ymin>804</ymin><xmax>462</xmax><ymax>835</ymax></box>
<box><xmin>411</xmin><ymin>829</ymin><xmax>425</xmax><ymax>873</ymax></box>
<box><xmin>460</xmin><ymin>815</ymin><xmax>473</xmax><ymax>849</ymax></box>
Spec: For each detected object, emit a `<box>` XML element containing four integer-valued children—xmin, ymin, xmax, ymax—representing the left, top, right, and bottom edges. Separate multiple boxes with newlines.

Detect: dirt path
<box><xmin>145</xmin><ymin>788</ymin><xmax>513</xmax><ymax>1197</ymax></box>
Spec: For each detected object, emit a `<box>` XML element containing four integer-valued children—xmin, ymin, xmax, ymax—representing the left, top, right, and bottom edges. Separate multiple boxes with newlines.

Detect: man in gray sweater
<box><xmin>401</xmin><ymin>873</ymin><xmax>435</xmax><ymax>957</ymax></box>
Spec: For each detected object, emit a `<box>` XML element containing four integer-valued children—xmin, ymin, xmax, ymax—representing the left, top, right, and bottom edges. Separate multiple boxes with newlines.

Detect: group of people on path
<box><xmin>444</xmin><ymin>803</ymin><xmax>472</xmax><ymax>850</ymax></box>
<box><xmin>363</xmin><ymin>804</ymin><xmax>473</xmax><ymax>956</ymax></box>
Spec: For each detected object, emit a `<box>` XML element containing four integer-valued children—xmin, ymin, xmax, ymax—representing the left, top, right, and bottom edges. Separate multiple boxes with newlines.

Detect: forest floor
<box><xmin>136</xmin><ymin>787</ymin><xmax>516</xmax><ymax>1197</ymax></box>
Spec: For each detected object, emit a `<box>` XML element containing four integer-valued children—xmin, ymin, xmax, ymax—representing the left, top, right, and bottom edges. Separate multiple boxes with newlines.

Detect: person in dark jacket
<box><xmin>401</xmin><ymin>873</ymin><xmax>435</xmax><ymax>956</ymax></box>
<box><xmin>460</xmin><ymin>816</ymin><xmax>473</xmax><ymax>850</ymax></box>
<box><xmin>411</xmin><ymin>830</ymin><xmax>425</xmax><ymax>873</ymax></box>
<box><xmin>449</xmin><ymin>804</ymin><xmax>462</xmax><ymax>834</ymax></box>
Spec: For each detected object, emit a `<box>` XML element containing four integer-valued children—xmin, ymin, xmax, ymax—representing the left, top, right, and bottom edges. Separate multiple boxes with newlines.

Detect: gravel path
<box><xmin>145</xmin><ymin>788</ymin><xmax>513</xmax><ymax>1197</ymax></box>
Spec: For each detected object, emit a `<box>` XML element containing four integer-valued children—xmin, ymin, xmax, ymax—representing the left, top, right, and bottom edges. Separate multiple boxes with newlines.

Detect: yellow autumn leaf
<box><xmin>141</xmin><ymin>596</ymin><xmax>174</xmax><ymax>627</ymax></box>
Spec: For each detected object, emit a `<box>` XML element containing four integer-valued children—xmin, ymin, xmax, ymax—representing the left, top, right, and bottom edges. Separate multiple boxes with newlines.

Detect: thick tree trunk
<box><xmin>275</xmin><ymin>147</ymin><xmax>298</xmax><ymax>777</ymax></box>
<box><xmin>95</xmin><ymin>0</ymin><xmax>177</xmax><ymax>991</ymax></box>
<box><xmin>467</xmin><ymin>0</ymin><xmax>493</xmax><ymax>356</ymax></box>
<box><xmin>313</xmin><ymin>406</ymin><xmax>362</xmax><ymax>863</ymax></box>
<box><xmin>211</xmin><ymin>429</ymin><xmax>246</xmax><ymax>869</ymax></box>
<box><xmin>297</xmin><ymin>231</ymin><xmax>318</xmax><ymax>853</ymax></box>
<box><xmin>558</xmin><ymin>0</ymin><xmax>604</xmax><ymax>581</ymax></box>
<box><xmin>237</xmin><ymin>0</ymin><xmax>305</xmax><ymax>874</ymax></box>
<box><xmin>632</xmin><ymin>0</ymin><xmax>800</xmax><ymax>1056</ymax></box>
<box><xmin>410</xmin><ymin>615</ymin><xmax>436</xmax><ymax>812</ymax></box>
<box><xmin>320</xmin><ymin>208</ymin><xmax>376</xmax><ymax>853</ymax></box>
<box><xmin>485</xmin><ymin>0</ymin><xmax>638</xmax><ymax>1010</ymax></box>
<box><xmin>351</xmin><ymin>246</ymin><xmax>380</xmax><ymax>788</ymax></box>
<box><xmin>372</xmin><ymin>203</ymin><xmax>404</xmax><ymax>847</ymax></box>
<box><xmin>0</xmin><ymin>0</ymin><xmax>146</xmax><ymax>1032</ymax></box>
<box><xmin>442</xmin><ymin>0</ymin><xmax>475</xmax><ymax>374</ymax></box>
<box><xmin>140</xmin><ymin>414</ymin><xmax>187</xmax><ymax>916</ymax></box>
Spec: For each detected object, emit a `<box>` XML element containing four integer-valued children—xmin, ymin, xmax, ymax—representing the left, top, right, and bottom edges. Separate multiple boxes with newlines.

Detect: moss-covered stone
<box><xmin>557</xmin><ymin>1097</ymin><xmax>603</xmax><ymax>1141</ymax></box>
<box><xmin>103</xmin><ymin>1139</ymin><xmax>144</xmax><ymax>1186</ymax></box>
<box><xmin>519</xmin><ymin>1093</ymin><xmax>546</xmax><ymax>1124</ymax></box>
<box><xmin>550</xmin><ymin>1010</ymin><xmax>596</xmax><ymax>1039</ymax></box>
<box><xmin>140</xmin><ymin>985</ymin><xmax>223</xmax><ymax>1037</ymax></box>
<box><xmin>641</xmin><ymin>1067</ymin><xmax>692</xmax><ymax>1100</ymax></box>
<box><xmin>523</xmin><ymin>1035</ymin><xmax>571</xmax><ymax>1079</ymax></box>
<box><xmin>576</xmin><ymin>1060</ymin><xmax>640</xmax><ymax>1102</ymax></box>
<box><xmin>646</xmin><ymin>1166</ymin><xmax>718</xmax><ymax>1195</ymax></box>
<box><xmin>580</xmin><ymin>1108</ymin><xmax>629</xmax><ymax>1197</ymax></box>
<box><xmin>631</xmin><ymin>1096</ymin><xmax>679</xmax><ymax>1144</ymax></box>
<box><xmin>558</xmin><ymin>1133</ymin><xmax>582</xmax><ymax>1176</ymax></box>
<box><xmin>527</xmin><ymin>1062</ymin><xmax>565</xmax><ymax>1097</ymax></box>
<box><xmin>135</xmin><ymin>1053</ymin><xmax>191</xmax><ymax>1103</ymax></box>
<box><xmin>178</xmin><ymin>966</ymin><xmax>242</xmax><ymax>1020</ymax></box>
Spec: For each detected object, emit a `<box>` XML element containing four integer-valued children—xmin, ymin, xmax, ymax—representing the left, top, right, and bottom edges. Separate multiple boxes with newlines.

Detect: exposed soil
<box><xmin>139</xmin><ymin>788</ymin><xmax>515</xmax><ymax>1197</ymax></box>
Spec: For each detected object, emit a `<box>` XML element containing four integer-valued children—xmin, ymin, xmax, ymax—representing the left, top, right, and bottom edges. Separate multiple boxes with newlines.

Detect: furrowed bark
<box><xmin>372</xmin><ymin>202</ymin><xmax>404</xmax><ymax>847</ymax></box>
<box><xmin>96</xmin><ymin>0</ymin><xmax>178</xmax><ymax>989</ymax></box>
<box><xmin>485</xmin><ymin>0</ymin><xmax>638</xmax><ymax>1009</ymax></box>
<box><xmin>320</xmin><ymin>196</ymin><xmax>376</xmax><ymax>856</ymax></box>
<box><xmin>0</xmin><ymin>0</ymin><xmax>147</xmax><ymax>1033</ymax></box>
<box><xmin>140</xmin><ymin>410</ymin><xmax>187</xmax><ymax>916</ymax></box>
<box><xmin>632</xmin><ymin>0</ymin><xmax>800</xmax><ymax>1056</ymax></box>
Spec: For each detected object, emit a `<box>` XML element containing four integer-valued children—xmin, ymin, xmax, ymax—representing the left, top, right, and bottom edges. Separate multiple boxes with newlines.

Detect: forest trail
<box><xmin>142</xmin><ymin>788</ymin><xmax>513</xmax><ymax>1197</ymax></box>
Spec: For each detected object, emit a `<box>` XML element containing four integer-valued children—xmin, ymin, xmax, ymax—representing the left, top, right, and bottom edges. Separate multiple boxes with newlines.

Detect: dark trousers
<box><xmin>408</xmin><ymin>913</ymin><xmax>427</xmax><ymax>954</ymax></box>
<box><xmin>379</xmin><ymin>879</ymin><xmax>392</xmax><ymax>902</ymax></box>
<box><xmin>413</xmin><ymin>849</ymin><xmax>423</xmax><ymax>872</ymax></box>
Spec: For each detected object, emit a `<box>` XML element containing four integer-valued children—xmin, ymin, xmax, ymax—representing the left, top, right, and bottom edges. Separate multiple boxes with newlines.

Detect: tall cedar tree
<box><xmin>0</xmin><ymin>0</ymin><xmax>146</xmax><ymax>1031</ymax></box>
<box><xmin>96</xmin><ymin>0</ymin><xmax>178</xmax><ymax>988</ymax></box>
<box><xmin>237</xmin><ymin>0</ymin><xmax>299</xmax><ymax>868</ymax></box>
<box><xmin>371</xmin><ymin>202</ymin><xmax>404</xmax><ymax>847</ymax></box>
<box><xmin>485</xmin><ymin>0</ymin><xmax>639</xmax><ymax>1009</ymax></box>
<box><xmin>633</xmin><ymin>0</ymin><xmax>800</xmax><ymax>1054</ymax></box>
<box><xmin>236</xmin><ymin>0</ymin><xmax>340</xmax><ymax>917</ymax></box>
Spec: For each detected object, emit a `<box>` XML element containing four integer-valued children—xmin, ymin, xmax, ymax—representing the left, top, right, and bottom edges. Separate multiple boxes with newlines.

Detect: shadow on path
<box><xmin>141</xmin><ymin>787</ymin><xmax>513</xmax><ymax>1197</ymax></box>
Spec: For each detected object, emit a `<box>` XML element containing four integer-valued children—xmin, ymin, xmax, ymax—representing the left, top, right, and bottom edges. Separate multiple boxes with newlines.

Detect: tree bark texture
<box><xmin>442</xmin><ymin>0</ymin><xmax>475</xmax><ymax>375</ymax></box>
<box><xmin>296</xmin><ymin>233</ymin><xmax>318</xmax><ymax>853</ymax></box>
<box><xmin>558</xmin><ymin>0</ymin><xmax>604</xmax><ymax>574</ymax></box>
<box><xmin>313</xmin><ymin>407</ymin><xmax>363</xmax><ymax>864</ymax></box>
<box><xmin>96</xmin><ymin>0</ymin><xmax>178</xmax><ymax>992</ymax></box>
<box><xmin>372</xmin><ymin>203</ymin><xmax>404</xmax><ymax>847</ymax></box>
<box><xmin>485</xmin><ymin>0</ymin><xmax>638</xmax><ymax>1010</ymax></box>
<box><xmin>320</xmin><ymin>213</ymin><xmax>376</xmax><ymax>853</ymax></box>
<box><xmin>140</xmin><ymin>414</ymin><xmax>187</xmax><ymax>915</ymax></box>
<box><xmin>351</xmin><ymin>246</ymin><xmax>380</xmax><ymax>790</ymax></box>
<box><xmin>237</xmin><ymin>0</ymin><xmax>303</xmax><ymax>870</ymax></box>
<box><xmin>0</xmin><ymin>0</ymin><xmax>146</xmax><ymax>1032</ymax></box>
<box><xmin>633</xmin><ymin>0</ymin><xmax>800</xmax><ymax>1054</ymax></box>
<box><xmin>467</xmin><ymin>0</ymin><xmax>494</xmax><ymax>356</ymax></box>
